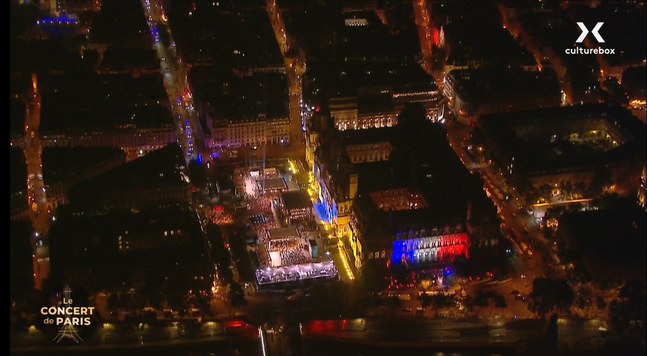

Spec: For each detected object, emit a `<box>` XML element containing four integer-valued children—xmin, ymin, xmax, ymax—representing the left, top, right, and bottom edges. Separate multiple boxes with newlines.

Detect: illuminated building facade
<box><xmin>345</xmin><ymin>141</ymin><xmax>392</xmax><ymax>163</ymax></box>
<box><xmin>330</xmin><ymin>87</ymin><xmax>445</xmax><ymax>131</ymax></box>
<box><xmin>390</xmin><ymin>229</ymin><xmax>469</xmax><ymax>265</ymax></box>
<box><xmin>307</xmin><ymin>119</ymin><xmax>494</xmax><ymax>271</ymax></box>
<box><xmin>210</xmin><ymin>115</ymin><xmax>290</xmax><ymax>147</ymax></box>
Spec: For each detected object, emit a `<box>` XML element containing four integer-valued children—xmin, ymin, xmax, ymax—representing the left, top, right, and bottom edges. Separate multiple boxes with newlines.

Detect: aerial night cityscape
<box><xmin>9</xmin><ymin>0</ymin><xmax>646</xmax><ymax>355</ymax></box>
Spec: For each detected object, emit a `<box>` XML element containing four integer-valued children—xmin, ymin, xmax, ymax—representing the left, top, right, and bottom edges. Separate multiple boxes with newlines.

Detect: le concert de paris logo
<box><xmin>40</xmin><ymin>285</ymin><xmax>96</xmax><ymax>343</ymax></box>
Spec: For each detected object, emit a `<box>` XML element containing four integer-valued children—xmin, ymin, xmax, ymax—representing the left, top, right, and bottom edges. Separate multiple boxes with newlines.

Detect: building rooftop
<box><xmin>98</xmin><ymin>47</ymin><xmax>160</xmax><ymax>72</ymax></box>
<box><xmin>49</xmin><ymin>205</ymin><xmax>209</xmax><ymax>272</ymax></box>
<box><xmin>283</xmin><ymin>3</ymin><xmax>420</xmax><ymax>63</ymax></box>
<box><xmin>10</xmin><ymin>39</ymin><xmax>93</xmax><ymax>75</ymax></box>
<box><xmin>168</xmin><ymin>6</ymin><xmax>283</xmax><ymax>69</ymax></box>
<box><xmin>281</xmin><ymin>190</ymin><xmax>313</xmax><ymax>211</ymax></box>
<box><xmin>190</xmin><ymin>67</ymin><xmax>289</xmax><ymax>121</ymax></box>
<box><xmin>305</xmin><ymin>62</ymin><xmax>436</xmax><ymax>99</ymax></box>
<box><xmin>10</xmin><ymin>148</ymin><xmax>27</xmax><ymax>195</ymax></box>
<box><xmin>478</xmin><ymin>103</ymin><xmax>647</xmax><ymax>174</ymax></box>
<box><xmin>447</xmin><ymin>66</ymin><xmax>561</xmax><ymax>104</ymax></box>
<box><xmin>67</xmin><ymin>144</ymin><xmax>188</xmax><ymax>199</ymax></box>
<box><xmin>264</xmin><ymin>177</ymin><xmax>287</xmax><ymax>190</ymax></box>
<box><xmin>319</xmin><ymin>110</ymin><xmax>485</xmax><ymax>221</ymax></box>
<box><xmin>268</xmin><ymin>227</ymin><xmax>299</xmax><ymax>241</ymax></box>
<box><xmin>10</xmin><ymin>98</ymin><xmax>25</xmax><ymax>138</ymax></box>
<box><xmin>41</xmin><ymin>146</ymin><xmax>126</xmax><ymax>185</ymax></box>
<box><xmin>39</xmin><ymin>74</ymin><xmax>173</xmax><ymax>133</ymax></box>
<box><xmin>559</xmin><ymin>203</ymin><xmax>646</xmax><ymax>280</ymax></box>
<box><xmin>89</xmin><ymin>0</ymin><xmax>150</xmax><ymax>47</ymax></box>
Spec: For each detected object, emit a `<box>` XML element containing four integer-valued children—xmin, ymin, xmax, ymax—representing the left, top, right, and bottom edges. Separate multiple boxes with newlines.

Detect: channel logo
<box><xmin>566</xmin><ymin>22</ymin><xmax>616</xmax><ymax>55</ymax></box>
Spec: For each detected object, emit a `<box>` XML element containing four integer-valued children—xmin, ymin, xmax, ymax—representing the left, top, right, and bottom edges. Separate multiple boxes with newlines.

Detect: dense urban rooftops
<box><xmin>479</xmin><ymin>103</ymin><xmax>647</xmax><ymax>174</ymax></box>
<box><xmin>190</xmin><ymin>67</ymin><xmax>289</xmax><ymax>121</ymax></box>
<box><xmin>98</xmin><ymin>47</ymin><xmax>160</xmax><ymax>72</ymax></box>
<box><xmin>39</xmin><ymin>74</ymin><xmax>173</xmax><ymax>133</ymax></box>
<box><xmin>283</xmin><ymin>3</ymin><xmax>420</xmax><ymax>63</ymax></box>
<box><xmin>447</xmin><ymin>66</ymin><xmax>561</xmax><ymax>104</ymax></box>
<box><xmin>10</xmin><ymin>148</ymin><xmax>27</xmax><ymax>195</ymax></box>
<box><xmin>41</xmin><ymin>146</ymin><xmax>126</xmax><ymax>186</ymax></box>
<box><xmin>89</xmin><ymin>0</ymin><xmax>149</xmax><ymax>47</ymax></box>
<box><xmin>10</xmin><ymin>98</ymin><xmax>25</xmax><ymax>138</ymax></box>
<box><xmin>305</xmin><ymin>62</ymin><xmax>436</xmax><ymax>98</ymax></box>
<box><xmin>67</xmin><ymin>144</ymin><xmax>188</xmax><ymax>196</ymax></box>
<box><xmin>168</xmin><ymin>6</ymin><xmax>282</xmax><ymax>69</ymax></box>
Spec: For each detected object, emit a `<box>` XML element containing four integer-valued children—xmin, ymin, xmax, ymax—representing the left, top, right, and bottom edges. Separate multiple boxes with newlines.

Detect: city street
<box><xmin>24</xmin><ymin>79</ymin><xmax>51</xmax><ymax>290</ymax></box>
<box><xmin>142</xmin><ymin>0</ymin><xmax>201</xmax><ymax>162</ymax></box>
<box><xmin>412</xmin><ymin>0</ymin><xmax>434</xmax><ymax>75</ymax></box>
<box><xmin>267</xmin><ymin>0</ymin><xmax>307</xmax><ymax>148</ymax></box>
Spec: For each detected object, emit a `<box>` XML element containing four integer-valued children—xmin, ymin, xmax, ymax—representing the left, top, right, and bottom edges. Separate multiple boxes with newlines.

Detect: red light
<box><xmin>315</xmin><ymin>106</ymin><xmax>320</xmax><ymax>112</ymax></box>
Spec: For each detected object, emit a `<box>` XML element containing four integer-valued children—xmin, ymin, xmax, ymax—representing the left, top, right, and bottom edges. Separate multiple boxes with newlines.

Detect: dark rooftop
<box><xmin>168</xmin><ymin>6</ymin><xmax>282</xmax><ymax>69</ymax></box>
<box><xmin>559</xmin><ymin>204</ymin><xmax>646</xmax><ymax>279</ymax></box>
<box><xmin>190</xmin><ymin>67</ymin><xmax>289</xmax><ymax>120</ymax></box>
<box><xmin>49</xmin><ymin>205</ymin><xmax>209</xmax><ymax>272</ymax></box>
<box><xmin>89</xmin><ymin>0</ymin><xmax>150</xmax><ymax>47</ymax></box>
<box><xmin>283</xmin><ymin>3</ymin><xmax>420</xmax><ymax>63</ymax></box>
<box><xmin>98</xmin><ymin>47</ymin><xmax>160</xmax><ymax>72</ymax></box>
<box><xmin>10</xmin><ymin>98</ymin><xmax>26</xmax><ymax>137</ymax></box>
<box><xmin>448</xmin><ymin>66</ymin><xmax>561</xmax><ymax>104</ymax></box>
<box><xmin>39</xmin><ymin>74</ymin><xmax>173</xmax><ymax>133</ymax></box>
<box><xmin>10</xmin><ymin>148</ymin><xmax>27</xmax><ymax>195</ymax></box>
<box><xmin>67</xmin><ymin>144</ymin><xmax>188</xmax><ymax>198</ymax></box>
<box><xmin>305</xmin><ymin>62</ymin><xmax>436</xmax><ymax>99</ymax></box>
<box><xmin>41</xmin><ymin>146</ymin><xmax>126</xmax><ymax>185</ymax></box>
<box><xmin>280</xmin><ymin>190</ymin><xmax>312</xmax><ymax>210</ymax></box>
<box><xmin>478</xmin><ymin>103</ymin><xmax>647</xmax><ymax>174</ymax></box>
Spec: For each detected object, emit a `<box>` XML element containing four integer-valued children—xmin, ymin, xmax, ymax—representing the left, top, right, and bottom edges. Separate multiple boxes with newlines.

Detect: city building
<box><xmin>10</xmin><ymin>148</ymin><xmax>29</xmax><ymax>220</ymax></box>
<box><xmin>191</xmin><ymin>69</ymin><xmax>290</xmax><ymax>148</ymax></box>
<box><xmin>41</xmin><ymin>147</ymin><xmax>127</xmax><ymax>208</ymax></box>
<box><xmin>443</xmin><ymin>66</ymin><xmax>562</xmax><ymax>124</ymax></box>
<box><xmin>65</xmin><ymin>144</ymin><xmax>191</xmax><ymax>210</ymax></box>
<box><xmin>638</xmin><ymin>165</ymin><xmax>646</xmax><ymax>211</ymax></box>
<box><xmin>97</xmin><ymin>47</ymin><xmax>161</xmax><ymax>76</ymax></box>
<box><xmin>39</xmin><ymin>74</ymin><xmax>175</xmax><ymax>157</ymax></box>
<box><xmin>309</xmin><ymin>113</ymin><xmax>498</xmax><ymax>270</ymax></box>
<box><xmin>279</xmin><ymin>190</ymin><xmax>313</xmax><ymax>224</ymax></box>
<box><xmin>87</xmin><ymin>0</ymin><xmax>151</xmax><ymax>52</ymax></box>
<box><xmin>10</xmin><ymin>98</ymin><xmax>26</xmax><ymax>148</ymax></box>
<box><xmin>284</xmin><ymin>5</ymin><xmax>421</xmax><ymax>65</ymax></box>
<box><xmin>10</xmin><ymin>220</ymin><xmax>34</xmax><ymax>298</ymax></box>
<box><xmin>622</xmin><ymin>66</ymin><xmax>647</xmax><ymax>110</ymax></box>
<box><xmin>557</xmin><ymin>204</ymin><xmax>646</xmax><ymax>285</ymax></box>
<box><xmin>170</xmin><ymin>8</ymin><xmax>284</xmax><ymax>72</ymax></box>
<box><xmin>304</xmin><ymin>62</ymin><xmax>445</xmax><ymax>131</ymax></box>
<box><xmin>438</xmin><ymin>3</ymin><xmax>539</xmax><ymax>73</ymax></box>
<box><xmin>478</xmin><ymin>103</ymin><xmax>646</xmax><ymax>197</ymax></box>
<box><xmin>49</xmin><ymin>205</ymin><xmax>212</xmax><ymax>289</ymax></box>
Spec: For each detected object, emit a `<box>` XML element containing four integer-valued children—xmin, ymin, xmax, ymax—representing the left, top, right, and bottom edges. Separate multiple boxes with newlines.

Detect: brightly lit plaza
<box><xmin>235</xmin><ymin>166</ymin><xmax>339</xmax><ymax>286</ymax></box>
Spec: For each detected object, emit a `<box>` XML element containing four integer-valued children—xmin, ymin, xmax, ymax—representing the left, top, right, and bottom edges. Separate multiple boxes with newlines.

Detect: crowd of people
<box><xmin>268</xmin><ymin>239</ymin><xmax>298</xmax><ymax>251</ymax></box>
<box><xmin>213</xmin><ymin>213</ymin><xmax>234</xmax><ymax>225</ymax></box>
<box><xmin>280</xmin><ymin>248</ymin><xmax>311</xmax><ymax>266</ymax></box>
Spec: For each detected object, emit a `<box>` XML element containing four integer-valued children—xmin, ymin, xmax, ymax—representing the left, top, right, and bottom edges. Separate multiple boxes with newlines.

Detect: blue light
<box><xmin>197</xmin><ymin>154</ymin><xmax>203</xmax><ymax>163</ymax></box>
<box><xmin>446</xmin><ymin>269</ymin><xmax>451</xmax><ymax>275</ymax></box>
<box><xmin>214</xmin><ymin>151</ymin><xmax>220</xmax><ymax>158</ymax></box>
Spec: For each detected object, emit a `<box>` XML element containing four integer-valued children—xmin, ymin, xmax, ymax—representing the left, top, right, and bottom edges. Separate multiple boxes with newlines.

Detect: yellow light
<box><xmin>289</xmin><ymin>160</ymin><xmax>298</xmax><ymax>173</ymax></box>
<box><xmin>336</xmin><ymin>239</ymin><xmax>355</xmax><ymax>280</ymax></box>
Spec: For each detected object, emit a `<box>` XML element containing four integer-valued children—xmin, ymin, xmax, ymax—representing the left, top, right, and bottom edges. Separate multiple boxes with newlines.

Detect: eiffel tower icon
<box><xmin>52</xmin><ymin>285</ymin><xmax>83</xmax><ymax>343</ymax></box>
